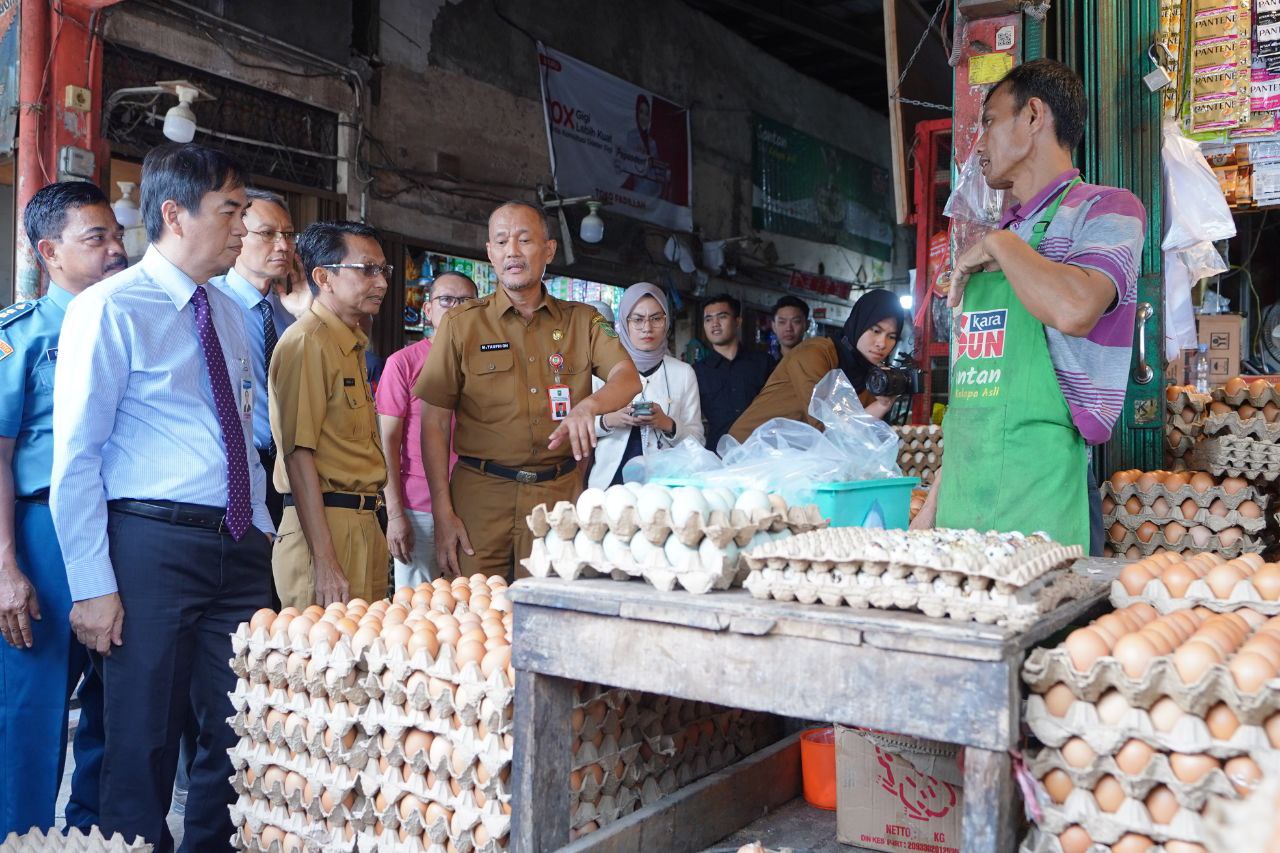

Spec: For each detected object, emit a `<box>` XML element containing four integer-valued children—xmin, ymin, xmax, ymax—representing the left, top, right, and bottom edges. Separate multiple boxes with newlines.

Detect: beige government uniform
<box><xmin>414</xmin><ymin>285</ymin><xmax>629</xmax><ymax>578</ymax></box>
<box><xmin>269</xmin><ymin>301</ymin><xmax>389</xmax><ymax>608</ymax></box>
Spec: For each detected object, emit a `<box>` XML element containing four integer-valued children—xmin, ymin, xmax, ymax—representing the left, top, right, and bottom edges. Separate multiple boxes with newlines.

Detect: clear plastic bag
<box><xmin>620</xmin><ymin>437</ymin><xmax>722</xmax><ymax>484</ymax></box>
<box><xmin>806</xmin><ymin>371</ymin><xmax>902</xmax><ymax>481</ymax></box>
<box><xmin>1162</xmin><ymin>120</ymin><xmax>1235</xmax><ymax>251</ymax></box>
<box><xmin>944</xmin><ymin>137</ymin><xmax>1005</xmax><ymax>226</ymax></box>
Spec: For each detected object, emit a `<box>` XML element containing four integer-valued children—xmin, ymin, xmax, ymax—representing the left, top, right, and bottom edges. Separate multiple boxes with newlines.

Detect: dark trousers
<box><xmin>1087</xmin><ymin>458</ymin><xmax>1103</xmax><ymax>558</ymax></box>
<box><xmin>98</xmin><ymin>511</ymin><xmax>270</xmax><ymax>853</ymax></box>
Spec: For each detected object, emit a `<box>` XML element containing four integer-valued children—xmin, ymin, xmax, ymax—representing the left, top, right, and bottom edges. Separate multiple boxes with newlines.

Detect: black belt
<box><xmin>17</xmin><ymin>491</ymin><xmax>49</xmax><ymax>504</ymax></box>
<box><xmin>458</xmin><ymin>456</ymin><xmax>576</xmax><ymax>484</ymax></box>
<box><xmin>283</xmin><ymin>492</ymin><xmax>384</xmax><ymax>511</ymax></box>
<box><xmin>108</xmin><ymin>499</ymin><xmax>234</xmax><ymax>534</ymax></box>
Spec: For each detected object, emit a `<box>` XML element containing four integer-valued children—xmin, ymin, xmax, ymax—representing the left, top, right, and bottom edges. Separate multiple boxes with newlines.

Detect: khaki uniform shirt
<box><xmin>268</xmin><ymin>300</ymin><xmax>387</xmax><ymax>495</ymax></box>
<box><xmin>728</xmin><ymin>337</ymin><xmax>839</xmax><ymax>442</ymax></box>
<box><xmin>414</xmin><ymin>286</ymin><xmax>629</xmax><ymax>468</ymax></box>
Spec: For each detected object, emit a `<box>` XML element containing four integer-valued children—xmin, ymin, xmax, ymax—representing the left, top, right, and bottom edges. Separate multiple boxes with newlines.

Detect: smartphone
<box><xmin>631</xmin><ymin>401</ymin><xmax>654</xmax><ymax>417</ymax></box>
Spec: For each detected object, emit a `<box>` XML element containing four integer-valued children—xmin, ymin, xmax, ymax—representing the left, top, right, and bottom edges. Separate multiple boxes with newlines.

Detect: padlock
<box><xmin>1144</xmin><ymin>44</ymin><xmax>1173</xmax><ymax>92</ymax></box>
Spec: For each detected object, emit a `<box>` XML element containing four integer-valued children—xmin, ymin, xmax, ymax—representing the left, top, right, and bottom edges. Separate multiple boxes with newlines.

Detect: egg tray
<box><xmin>1018</xmin><ymin>825</ymin><xmax>1182</xmax><ymax>853</ymax></box>
<box><xmin>901</xmin><ymin>466</ymin><xmax>938</xmax><ymax>486</ymax></box>
<box><xmin>894</xmin><ymin>423</ymin><xmax>944</xmax><ymax>447</ymax></box>
<box><xmin>1100</xmin><ymin>482</ymin><xmax>1264</xmax><ymax>513</ymax></box>
<box><xmin>359</xmin><ymin>787</ymin><xmax>506</xmax><ymax>848</ymax></box>
<box><xmin>228</xmin><ymin>737</ymin><xmax>363</xmax><ymax>804</ymax></box>
<box><xmin>1169</xmin><ymin>389</ymin><xmax>1213</xmax><ymax>414</ymax></box>
<box><xmin>520</xmin><ymin>534</ymin><xmax>749</xmax><ymax>595</ymax></box>
<box><xmin>228</xmin><ymin>797</ymin><xmax>357</xmax><ymax>853</ymax></box>
<box><xmin>230</xmin><ymin>687</ymin><xmax>373</xmax><ymax>770</ymax></box>
<box><xmin>1021</xmin><ymin>648</ymin><xmax>1280</xmax><ymax>721</ymax></box>
<box><xmin>1200</xmin><ymin>755</ymin><xmax>1280</xmax><ymax>853</ymax></box>
<box><xmin>1024</xmin><ymin>692</ymin><xmax>1276</xmax><ymax>759</ymax></box>
<box><xmin>1102</xmin><ymin>505</ymin><xmax>1267</xmax><ymax>536</ymax></box>
<box><xmin>1164</xmin><ymin>430</ymin><xmax>1199</xmax><ymax>459</ymax></box>
<box><xmin>1026</xmin><ymin>745</ymin><xmax>1241</xmax><ymax>808</ymax></box>
<box><xmin>527</xmin><ymin>499</ymin><xmax>823</xmax><ymax>550</ymax></box>
<box><xmin>742</xmin><ymin>526</ymin><xmax>1083</xmax><ymax>587</ymax></box>
<box><xmin>1191</xmin><ymin>434</ymin><xmax>1280</xmax><ymax>474</ymax></box>
<box><xmin>1028</xmin><ymin>792</ymin><xmax>1214</xmax><ymax>845</ymax></box>
<box><xmin>361</xmin><ymin>641</ymin><xmax>514</xmax><ymax>711</ymax></box>
<box><xmin>232</xmin><ymin>637</ymin><xmax>364</xmax><ymax>705</ymax></box>
<box><xmin>0</xmin><ymin>829</ymin><xmax>152</xmax><ymax>853</ymax></box>
<box><xmin>1212</xmin><ymin>383</ymin><xmax>1280</xmax><ymax>409</ymax></box>
<box><xmin>1109</xmin><ymin>578</ymin><xmax>1280</xmax><ymax>616</ymax></box>
<box><xmin>570</xmin><ymin>741</ymin><xmax>746</xmax><ymax>819</ymax></box>
<box><xmin>1101</xmin><ymin>529</ymin><xmax>1263</xmax><ymax>560</ymax></box>
<box><xmin>1202</xmin><ymin>410</ymin><xmax>1280</xmax><ymax>442</ymax></box>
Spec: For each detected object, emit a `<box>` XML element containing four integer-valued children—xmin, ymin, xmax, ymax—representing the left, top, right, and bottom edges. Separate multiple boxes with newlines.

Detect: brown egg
<box><xmin>482</xmin><ymin>645</ymin><xmax>512</xmax><ymax>678</ymax></box>
<box><xmin>1189</xmin><ymin>525</ymin><xmax>1214</xmax><ymax>548</ymax></box>
<box><xmin>1064</xmin><ymin>628</ymin><xmax>1111</xmax><ymax>671</ymax></box>
<box><xmin>1095</xmin><ymin>690</ymin><xmax>1131</xmax><ymax>725</ymax></box>
<box><xmin>1102</xmin><ymin>496</ymin><xmax>1116</xmax><ymax>514</ymax></box>
<box><xmin>1113</xmin><ymin>834</ymin><xmax>1155</xmax><ymax>853</ymax></box>
<box><xmin>309</xmin><ymin>619</ymin><xmax>340</xmax><ymax>649</ymax></box>
<box><xmin>380</xmin><ymin>623</ymin><xmax>412</xmax><ymax>648</ymax></box>
<box><xmin>1165</xmin><ymin>471</ymin><xmax>1191</xmax><ymax>490</ymax></box>
<box><xmin>1115</xmin><ymin>738</ymin><xmax>1155</xmax><ymax>775</ymax></box>
<box><xmin>1222</xmin><ymin>476</ymin><xmax>1249</xmax><ymax>494</ymax></box>
<box><xmin>1224</xmin><ymin>755</ymin><xmax>1262</xmax><ymax>796</ymax></box>
<box><xmin>1266</xmin><ymin>713</ymin><xmax>1280</xmax><ymax>747</ymax></box>
<box><xmin>1040</xmin><ymin>768</ymin><xmax>1073</xmax><ymax>804</ymax></box>
<box><xmin>1240</xmin><ymin>403</ymin><xmax>1259</xmax><ymax>420</ymax></box>
<box><xmin>1145</xmin><ymin>784</ymin><xmax>1179</xmax><ymax>824</ymax></box>
<box><xmin>1165</xmin><ymin>843</ymin><xmax>1207</xmax><ymax>853</ymax></box>
<box><xmin>1108</xmin><ymin>521</ymin><xmax>1128</xmax><ymax>543</ymax></box>
<box><xmin>1149</xmin><ymin>696</ymin><xmax>1186</xmax><ymax>732</ymax></box>
<box><xmin>1111</xmin><ymin>470</ymin><xmax>1141</xmax><ymax>489</ymax></box>
<box><xmin>1181</xmin><ymin>498</ymin><xmax>1201</xmax><ymax>521</ymax></box>
<box><xmin>1174</xmin><ymin>639</ymin><xmax>1223</xmax><ymax>683</ymax></box>
<box><xmin>1137</xmin><ymin>471</ymin><xmax>1164</xmax><ymax>492</ymax></box>
<box><xmin>286</xmin><ymin>615</ymin><xmax>314</xmax><ymax>643</ymax></box>
<box><xmin>1204</xmin><ymin>702</ymin><xmax>1241</xmax><ymax>741</ymax></box>
<box><xmin>1093</xmin><ymin>774</ymin><xmax>1125</xmax><ymax>813</ymax></box>
<box><xmin>1210</xmin><ymin>401</ymin><xmax>1233</xmax><ymax>416</ymax></box>
<box><xmin>1166</xmin><ymin>384</ymin><xmax>1183</xmax><ymax>402</ymax></box>
<box><xmin>456</xmin><ymin>639</ymin><xmax>487</xmax><ymax>667</ymax></box>
<box><xmin>408</xmin><ymin>629</ymin><xmax>440</xmax><ymax>659</ymax></box>
<box><xmin>1190</xmin><ymin>472</ymin><xmax>1216</xmax><ymax>493</ymax></box>
<box><xmin>1135</xmin><ymin>521</ymin><xmax>1159</xmax><ymax>544</ymax></box>
<box><xmin>1114</xmin><ymin>633</ymin><xmax>1160</xmax><ymax>678</ymax></box>
<box><xmin>1151</xmin><ymin>496</ymin><xmax>1172</xmax><ymax>517</ymax></box>
<box><xmin>1228</xmin><ymin>651</ymin><xmax>1276</xmax><ymax>692</ymax></box>
<box><xmin>1169</xmin><ymin>427</ymin><xmax>1185</xmax><ymax>444</ymax></box>
<box><xmin>1058</xmin><ymin>826</ymin><xmax>1092</xmax><ymax>853</ymax></box>
<box><xmin>1124</xmin><ymin>495</ymin><xmax>1144</xmax><ymax>515</ymax></box>
<box><xmin>1163</xmin><ymin>521</ymin><xmax>1187</xmax><ymax>545</ymax></box>
<box><xmin>1218</xmin><ymin>527</ymin><xmax>1244</xmax><ymax>549</ymax></box>
<box><xmin>1206</xmin><ymin>564</ymin><xmax>1248</xmax><ymax>598</ymax></box>
<box><xmin>1250</xmin><ymin>378</ymin><xmax>1271</xmax><ymax>397</ymax></box>
<box><xmin>1251</xmin><ymin>564</ymin><xmax>1280</xmax><ymax>600</ymax></box>
<box><xmin>1226</xmin><ymin>376</ymin><xmax>1249</xmax><ymax>396</ymax></box>
<box><xmin>1163</xmin><ymin>564</ymin><xmax>1200</xmax><ymax>597</ymax></box>
<box><xmin>1061</xmin><ymin>737</ymin><xmax>1095</xmax><ymax>768</ymax></box>
<box><xmin>1265</xmin><ymin>401</ymin><xmax>1280</xmax><ymax>422</ymax></box>
<box><xmin>1170</xmin><ymin>752</ymin><xmax>1220</xmax><ymax>783</ymax></box>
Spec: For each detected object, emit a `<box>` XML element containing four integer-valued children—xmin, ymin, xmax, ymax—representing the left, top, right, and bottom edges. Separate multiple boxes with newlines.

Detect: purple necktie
<box><xmin>191</xmin><ymin>285</ymin><xmax>252</xmax><ymax>539</ymax></box>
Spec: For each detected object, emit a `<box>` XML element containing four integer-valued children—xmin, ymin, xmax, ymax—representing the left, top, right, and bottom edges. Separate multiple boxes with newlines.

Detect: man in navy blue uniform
<box><xmin>0</xmin><ymin>181</ymin><xmax>126</xmax><ymax>834</ymax></box>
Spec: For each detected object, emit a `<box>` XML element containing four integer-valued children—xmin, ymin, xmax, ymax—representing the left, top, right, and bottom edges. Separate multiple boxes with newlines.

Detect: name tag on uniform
<box><xmin>241</xmin><ymin>379</ymin><xmax>253</xmax><ymax>415</ymax></box>
<box><xmin>480</xmin><ymin>342</ymin><xmax>510</xmax><ymax>352</ymax></box>
<box><xmin>549</xmin><ymin>384</ymin><xmax>571</xmax><ymax>421</ymax></box>
<box><xmin>344</xmin><ymin>378</ymin><xmax>356</xmax><ymax>387</ymax></box>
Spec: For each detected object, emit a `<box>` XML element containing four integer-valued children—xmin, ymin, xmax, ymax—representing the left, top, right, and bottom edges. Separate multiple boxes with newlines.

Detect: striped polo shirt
<box><xmin>999</xmin><ymin>169</ymin><xmax>1147</xmax><ymax>446</ymax></box>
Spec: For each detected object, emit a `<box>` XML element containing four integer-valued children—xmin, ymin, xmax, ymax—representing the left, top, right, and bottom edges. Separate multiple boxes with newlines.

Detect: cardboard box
<box><xmin>835</xmin><ymin>726</ymin><xmax>964</xmax><ymax>853</ymax></box>
<box><xmin>1197</xmin><ymin>313</ymin><xmax>1243</xmax><ymax>386</ymax></box>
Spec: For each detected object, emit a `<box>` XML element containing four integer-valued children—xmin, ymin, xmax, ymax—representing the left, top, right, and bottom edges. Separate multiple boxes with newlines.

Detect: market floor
<box><xmin>54</xmin><ymin>708</ymin><xmax>186</xmax><ymax>846</ymax></box>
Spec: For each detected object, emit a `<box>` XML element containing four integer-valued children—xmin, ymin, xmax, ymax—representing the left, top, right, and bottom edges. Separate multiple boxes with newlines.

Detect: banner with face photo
<box><xmin>537</xmin><ymin>44</ymin><xmax>693</xmax><ymax>232</ymax></box>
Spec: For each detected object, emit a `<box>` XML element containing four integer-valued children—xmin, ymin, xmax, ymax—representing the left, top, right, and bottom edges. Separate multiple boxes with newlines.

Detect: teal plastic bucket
<box><xmin>813</xmin><ymin>477</ymin><xmax>921</xmax><ymax>529</ymax></box>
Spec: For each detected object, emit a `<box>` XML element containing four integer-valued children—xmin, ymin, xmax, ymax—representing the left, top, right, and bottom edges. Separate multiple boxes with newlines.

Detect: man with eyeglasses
<box><xmin>209</xmin><ymin>187</ymin><xmax>308</xmax><ymax>532</ymax></box>
<box><xmin>268</xmin><ymin>220</ymin><xmax>390</xmax><ymax>609</ymax></box>
<box><xmin>375</xmin><ymin>272</ymin><xmax>477</xmax><ymax>586</ymax></box>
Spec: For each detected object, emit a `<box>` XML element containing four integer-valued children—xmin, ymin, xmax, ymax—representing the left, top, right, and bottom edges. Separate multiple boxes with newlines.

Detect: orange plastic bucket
<box><xmin>799</xmin><ymin>727</ymin><xmax>837</xmax><ymax>810</ymax></box>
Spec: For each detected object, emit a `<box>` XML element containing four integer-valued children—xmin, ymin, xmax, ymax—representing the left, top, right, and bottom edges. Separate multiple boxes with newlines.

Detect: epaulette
<box><xmin>0</xmin><ymin>301</ymin><xmax>37</xmax><ymax>329</ymax></box>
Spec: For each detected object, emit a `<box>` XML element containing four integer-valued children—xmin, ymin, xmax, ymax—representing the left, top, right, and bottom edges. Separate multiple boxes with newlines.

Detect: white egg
<box><xmin>631</xmin><ymin>533</ymin><xmax>659</xmax><ymax>564</ymax></box>
<box><xmin>623</xmin><ymin>481</ymin><xmax>644</xmax><ymax>498</ymax></box>
<box><xmin>698</xmin><ymin>537</ymin><xmax>738</xmax><ymax>570</ymax></box>
<box><xmin>636</xmin><ymin>484</ymin><xmax>673</xmax><ymax>522</ymax></box>
<box><xmin>746</xmin><ymin>530</ymin><xmax>772</xmax><ymax>551</ymax></box>
<box><xmin>669</xmin><ymin>487</ymin><xmax>710</xmax><ymax>527</ymax></box>
<box><xmin>701</xmin><ymin>488</ymin><xmax>733</xmax><ymax>516</ymax></box>
<box><xmin>603</xmin><ymin>484</ymin><xmax>637</xmax><ymax>523</ymax></box>
<box><xmin>575</xmin><ymin>487</ymin><xmax>608</xmax><ymax>521</ymax></box>
<box><xmin>734</xmin><ymin>489</ymin><xmax>771</xmax><ymax>514</ymax></box>
<box><xmin>544</xmin><ymin>528</ymin><xmax>566</xmax><ymax>558</ymax></box>
<box><xmin>602</xmin><ymin>532</ymin><xmax>631</xmax><ymax>566</ymax></box>
<box><xmin>664</xmin><ymin>536</ymin><xmax>697</xmax><ymax>569</ymax></box>
<box><xmin>572</xmin><ymin>530</ymin><xmax>600</xmax><ymax>559</ymax></box>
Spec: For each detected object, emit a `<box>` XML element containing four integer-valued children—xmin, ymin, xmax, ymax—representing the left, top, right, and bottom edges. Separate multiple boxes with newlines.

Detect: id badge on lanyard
<box><xmin>549</xmin><ymin>385</ymin><xmax>571</xmax><ymax>421</ymax></box>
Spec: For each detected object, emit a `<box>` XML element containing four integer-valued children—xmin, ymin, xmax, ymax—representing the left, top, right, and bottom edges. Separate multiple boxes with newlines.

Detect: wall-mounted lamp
<box><xmin>579</xmin><ymin>201</ymin><xmax>604</xmax><ymax>244</ymax></box>
<box><xmin>538</xmin><ymin>188</ymin><xmax>606</xmax><ymax>265</ymax></box>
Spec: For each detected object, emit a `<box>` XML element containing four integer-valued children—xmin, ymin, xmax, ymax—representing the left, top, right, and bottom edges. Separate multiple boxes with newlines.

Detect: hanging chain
<box><xmin>891</xmin><ymin>0</ymin><xmax>954</xmax><ymax>113</ymax></box>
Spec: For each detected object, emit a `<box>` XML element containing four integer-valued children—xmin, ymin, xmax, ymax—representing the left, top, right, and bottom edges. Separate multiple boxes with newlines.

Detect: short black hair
<box><xmin>140</xmin><ymin>143</ymin><xmax>245</xmax><ymax>242</ymax></box>
<box><xmin>245</xmin><ymin>187</ymin><xmax>288</xmax><ymax>212</ymax></box>
<box><xmin>24</xmin><ymin>181</ymin><xmax>111</xmax><ymax>260</ymax></box>
<box><xmin>986</xmin><ymin>59</ymin><xmax>1087</xmax><ymax>151</ymax></box>
<box><xmin>703</xmin><ymin>294</ymin><xmax>741</xmax><ymax>318</ymax></box>
<box><xmin>771</xmin><ymin>294</ymin><xmax>810</xmax><ymax>321</ymax></box>
<box><xmin>297</xmin><ymin>220</ymin><xmax>383</xmax><ymax>286</ymax></box>
<box><xmin>430</xmin><ymin>271</ymin><xmax>478</xmax><ymax>295</ymax></box>
<box><xmin>489</xmin><ymin>200</ymin><xmax>552</xmax><ymax>241</ymax></box>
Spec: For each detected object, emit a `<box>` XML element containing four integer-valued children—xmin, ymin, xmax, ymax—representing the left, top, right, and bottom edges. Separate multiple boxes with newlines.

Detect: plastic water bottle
<box><xmin>1194</xmin><ymin>343</ymin><xmax>1211</xmax><ymax>393</ymax></box>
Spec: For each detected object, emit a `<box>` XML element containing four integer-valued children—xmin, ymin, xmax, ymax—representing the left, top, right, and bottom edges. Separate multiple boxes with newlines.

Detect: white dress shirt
<box><xmin>51</xmin><ymin>246</ymin><xmax>272</xmax><ymax>602</ymax></box>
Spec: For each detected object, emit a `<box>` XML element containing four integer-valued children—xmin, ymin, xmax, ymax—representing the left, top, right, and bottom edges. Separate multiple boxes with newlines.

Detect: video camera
<box><xmin>865</xmin><ymin>354</ymin><xmax>925</xmax><ymax>398</ymax></box>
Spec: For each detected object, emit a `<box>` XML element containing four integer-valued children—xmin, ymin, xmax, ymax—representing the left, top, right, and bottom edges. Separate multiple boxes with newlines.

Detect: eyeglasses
<box><xmin>431</xmin><ymin>294</ymin><xmax>473</xmax><ymax>308</ymax></box>
<box><xmin>321</xmin><ymin>263</ymin><xmax>394</xmax><ymax>279</ymax></box>
<box><xmin>627</xmin><ymin>313</ymin><xmax>668</xmax><ymax>330</ymax></box>
<box><xmin>247</xmin><ymin>229</ymin><xmax>297</xmax><ymax>244</ymax></box>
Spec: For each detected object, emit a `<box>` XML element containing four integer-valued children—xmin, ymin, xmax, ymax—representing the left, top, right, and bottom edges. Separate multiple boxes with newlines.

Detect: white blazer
<box><xmin>588</xmin><ymin>354</ymin><xmax>704</xmax><ymax>489</ymax></box>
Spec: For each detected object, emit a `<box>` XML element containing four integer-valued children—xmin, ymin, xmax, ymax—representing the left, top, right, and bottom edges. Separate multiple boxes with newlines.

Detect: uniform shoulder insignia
<box><xmin>590</xmin><ymin>312</ymin><xmax>618</xmax><ymax>338</ymax></box>
<box><xmin>0</xmin><ymin>301</ymin><xmax>37</xmax><ymax>329</ymax></box>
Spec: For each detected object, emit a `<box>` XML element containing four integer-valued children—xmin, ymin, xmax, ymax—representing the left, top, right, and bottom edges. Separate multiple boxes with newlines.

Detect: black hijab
<box><xmin>837</xmin><ymin>288</ymin><xmax>905</xmax><ymax>393</ymax></box>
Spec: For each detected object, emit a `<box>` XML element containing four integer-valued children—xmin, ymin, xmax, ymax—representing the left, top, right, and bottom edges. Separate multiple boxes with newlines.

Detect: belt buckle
<box><xmin>372</xmin><ymin>494</ymin><xmax>385</xmax><ymax>512</ymax></box>
<box><xmin>516</xmin><ymin>470</ymin><xmax>538</xmax><ymax>484</ymax></box>
<box><xmin>217</xmin><ymin>515</ymin><xmax>229</xmax><ymax>535</ymax></box>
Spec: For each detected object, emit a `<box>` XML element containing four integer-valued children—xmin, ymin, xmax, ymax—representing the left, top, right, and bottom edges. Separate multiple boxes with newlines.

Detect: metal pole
<box><xmin>14</xmin><ymin>0</ymin><xmax>50</xmax><ymax>303</ymax></box>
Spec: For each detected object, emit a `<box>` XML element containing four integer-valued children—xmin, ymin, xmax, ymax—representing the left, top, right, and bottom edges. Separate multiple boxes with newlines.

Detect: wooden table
<box><xmin>510</xmin><ymin>559</ymin><xmax>1118</xmax><ymax>853</ymax></box>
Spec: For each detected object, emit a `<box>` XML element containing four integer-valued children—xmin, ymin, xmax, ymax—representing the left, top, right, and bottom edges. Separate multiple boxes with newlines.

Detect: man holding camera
<box><xmin>726</xmin><ymin>288</ymin><xmax>905</xmax><ymax>443</ymax></box>
<box><xmin>912</xmin><ymin>61</ymin><xmax>1145</xmax><ymax>552</ymax></box>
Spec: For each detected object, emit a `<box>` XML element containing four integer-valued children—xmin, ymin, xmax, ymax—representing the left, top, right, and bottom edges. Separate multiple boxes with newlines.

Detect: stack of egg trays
<box><xmin>1110</xmin><ymin>575</ymin><xmax>1280</xmax><ymax>616</ymax></box>
<box><xmin>739</xmin><ymin>527</ymin><xmax>1088</xmax><ymax>628</ymax></box>
<box><xmin>1166</xmin><ymin>389</ymin><xmax>1209</xmax><ymax>462</ymax></box>
<box><xmin>522</xmin><ymin>499</ymin><xmax>825</xmax><ymax>595</ymax></box>
<box><xmin>1101</xmin><ymin>478</ymin><xmax>1267</xmax><ymax>558</ymax></box>
<box><xmin>0</xmin><ymin>829</ymin><xmax>152</xmax><ymax>853</ymax></box>
<box><xmin>1191</xmin><ymin>433</ymin><xmax>1280</xmax><ymax>484</ymax></box>
<box><xmin>1021</xmin><ymin>643</ymin><xmax>1280</xmax><ymax>846</ymax></box>
<box><xmin>894</xmin><ymin>424</ymin><xmax>943</xmax><ymax>486</ymax></box>
<box><xmin>568</xmin><ymin>684</ymin><xmax>778</xmax><ymax>839</ymax></box>
<box><xmin>1201</xmin><ymin>755</ymin><xmax>1280</xmax><ymax>852</ymax></box>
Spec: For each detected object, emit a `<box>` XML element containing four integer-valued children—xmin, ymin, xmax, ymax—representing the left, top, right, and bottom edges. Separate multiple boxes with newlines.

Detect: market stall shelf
<box><xmin>508</xmin><ymin>560</ymin><xmax>1115</xmax><ymax>853</ymax></box>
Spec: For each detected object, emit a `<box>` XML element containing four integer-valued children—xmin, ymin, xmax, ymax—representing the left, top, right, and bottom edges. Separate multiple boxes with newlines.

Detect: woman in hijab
<box><xmin>726</xmin><ymin>288</ymin><xmax>904</xmax><ymax>444</ymax></box>
<box><xmin>588</xmin><ymin>283</ymin><xmax>704</xmax><ymax>488</ymax></box>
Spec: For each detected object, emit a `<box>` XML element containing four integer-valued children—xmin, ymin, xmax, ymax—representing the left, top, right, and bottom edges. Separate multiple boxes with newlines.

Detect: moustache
<box><xmin>103</xmin><ymin>257</ymin><xmax>129</xmax><ymax>273</ymax></box>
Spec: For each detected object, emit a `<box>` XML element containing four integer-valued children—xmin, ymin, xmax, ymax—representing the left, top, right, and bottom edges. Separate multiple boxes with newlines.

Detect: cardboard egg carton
<box><xmin>1103</xmin><ymin>504</ymin><xmax>1267</xmax><ymax>536</ymax></box>
<box><xmin>742</xmin><ymin>526</ymin><xmax>1082</xmax><ymax>587</ymax></box>
<box><xmin>1102</xmin><ymin>528</ymin><xmax>1263</xmax><ymax>559</ymax></box>
<box><xmin>227</xmin><ymin>739</ymin><xmax>364</xmax><ymax>805</ymax></box>
<box><xmin>520</xmin><ymin>535</ymin><xmax>745</xmax><ymax>595</ymax></box>
<box><xmin>1027</xmin><ymin>745</ymin><xmax>1239</xmax><ymax>807</ymax></box>
<box><xmin>1022</xmin><ymin>647</ymin><xmax>1280</xmax><ymax>721</ymax></box>
<box><xmin>1168</xmin><ymin>388</ymin><xmax>1213</xmax><ymax>414</ymax></box>
<box><xmin>358</xmin><ymin>786</ymin><xmax>507</xmax><ymax>850</ymax></box>
<box><xmin>1024</xmin><ymin>692</ymin><xmax>1276</xmax><ymax>759</ymax></box>
<box><xmin>1019</xmin><ymin>825</ymin><xmax>1181</xmax><ymax>853</ymax></box>
<box><xmin>1110</xmin><ymin>578</ymin><xmax>1280</xmax><ymax>616</ymax></box>
<box><xmin>1164</xmin><ymin>427</ymin><xmax>1199</xmax><ymax>459</ymax></box>
<box><xmin>527</xmin><ymin>499</ymin><xmax>824</xmax><ymax>549</ymax></box>
<box><xmin>1201</xmin><ymin>755</ymin><xmax>1280</xmax><ymax>853</ymax></box>
<box><xmin>362</xmin><ymin>638</ymin><xmax>513</xmax><ymax>702</ymax></box>
<box><xmin>1027</xmin><ymin>795</ymin><xmax>1207</xmax><ymax>845</ymax></box>
<box><xmin>229</xmin><ymin>795</ymin><xmax>359</xmax><ymax>851</ymax></box>
<box><xmin>1212</xmin><ymin>381</ymin><xmax>1280</xmax><ymax>409</ymax></box>
<box><xmin>742</xmin><ymin>564</ymin><xmax>1093</xmax><ymax>631</ymax></box>
<box><xmin>1203</xmin><ymin>411</ymin><xmax>1280</xmax><ymax>442</ymax></box>
<box><xmin>0</xmin><ymin>829</ymin><xmax>152</xmax><ymax>853</ymax></box>
<box><xmin>1100</xmin><ymin>480</ymin><xmax>1263</xmax><ymax>512</ymax></box>
<box><xmin>1192</xmin><ymin>435</ymin><xmax>1280</xmax><ymax>482</ymax></box>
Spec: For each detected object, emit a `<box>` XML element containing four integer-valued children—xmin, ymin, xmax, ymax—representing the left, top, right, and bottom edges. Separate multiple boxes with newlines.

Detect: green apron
<box><xmin>936</xmin><ymin>179</ymin><xmax>1090</xmax><ymax>549</ymax></box>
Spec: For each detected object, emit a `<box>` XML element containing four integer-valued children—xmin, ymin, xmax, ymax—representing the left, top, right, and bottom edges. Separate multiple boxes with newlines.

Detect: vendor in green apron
<box><xmin>912</xmin><ymin>60</ymin><xmax>1147</xmax><ymax>552</ymax></box>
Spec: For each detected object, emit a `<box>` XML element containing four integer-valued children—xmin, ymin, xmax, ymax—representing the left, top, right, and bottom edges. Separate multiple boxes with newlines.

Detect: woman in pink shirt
<box><xmin>375</xmin><ymin>272</ymin><xmax>476</xmax><ymax>585</ymax></box>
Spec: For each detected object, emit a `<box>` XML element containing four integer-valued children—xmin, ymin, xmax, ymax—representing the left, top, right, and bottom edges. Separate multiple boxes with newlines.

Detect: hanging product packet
<box><xmin>942</xmin><ymin>135</ymin><xmax>1004</xmax><ymax>227</ymax></box>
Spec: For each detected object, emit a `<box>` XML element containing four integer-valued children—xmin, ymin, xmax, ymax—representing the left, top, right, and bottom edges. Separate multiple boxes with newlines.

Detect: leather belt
<box><xmin>283</xmin><ymin>492</ymin><xmax>384</xmax><ymax>511</ymax></box>
<box><xmin>458</xmin><ymin>456</ymin><xmax>576</xmax><ymax>484</ymax></box>
<box><xmin>108</xmin><ymin>499</ymin><xmax>234</xmax><ymax>534</ymax></box>
<box><xmin>17</xmin><ymin>490</ymin><xmax>49</xmax><ymax>504</ymax></box>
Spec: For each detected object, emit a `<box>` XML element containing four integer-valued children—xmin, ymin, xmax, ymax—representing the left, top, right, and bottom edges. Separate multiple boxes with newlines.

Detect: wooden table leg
<box><xmin>511</xmin><ymin>668</ymin><xmax>574</xmax><ymax>853</ymax></box>
<box><xmin>961</xmin><ymin>747</ymin><xmax>1018</xmax><ymax>853</ymax></box>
